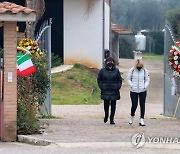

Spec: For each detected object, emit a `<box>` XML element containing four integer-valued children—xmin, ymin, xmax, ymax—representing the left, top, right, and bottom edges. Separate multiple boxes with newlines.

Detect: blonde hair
<box><xmin>134</xmin><ymin>59</ymin><xmax>144</xmax><ymax>69</ymax></box>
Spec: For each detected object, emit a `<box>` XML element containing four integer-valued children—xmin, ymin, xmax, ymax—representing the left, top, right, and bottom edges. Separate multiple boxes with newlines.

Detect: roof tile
<box><xmin>0</xmin><ymin>3</ymin><xmax>6</xmax><ymax>8</ymax></box>
<box><xmin>0</xmin><ymin>1</ymin><xmax>35</xmax><ymax>14</ymax></box>
<box><xmin>11</xmin><ymin>8</ymin><xmax>23</xmax><ymax>14</ymax></box>
<box><xmin>111</xmin><ymin>23</ymin><xmax>133</xmax><ymax>35</ymax></box>
<box><xmin>0</xmin><ymin>7</ymin><xmax>9</xmax><ymax>14</ymax></box>
<box><xmin>23</xmin><ymin>8</ymin><xmax>34</xmax><ymax>14</ymax></box>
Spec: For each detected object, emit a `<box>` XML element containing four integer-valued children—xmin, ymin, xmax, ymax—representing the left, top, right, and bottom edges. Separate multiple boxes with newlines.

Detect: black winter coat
<box><xmin>97</xmin><ymin>67</ymin><xmax>122</xmax><ymax>100</ymax></box>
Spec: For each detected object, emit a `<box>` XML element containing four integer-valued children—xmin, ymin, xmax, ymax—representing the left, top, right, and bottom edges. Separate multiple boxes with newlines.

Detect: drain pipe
<box><xmin>109</xmin><ymin>0</ymin><xmax>112</xmax><ymax>54</ymax></box>
<box><xmin>102</xmin><ymin>0</ymin><xmax>105</xmax><ymax>68</ymax></box>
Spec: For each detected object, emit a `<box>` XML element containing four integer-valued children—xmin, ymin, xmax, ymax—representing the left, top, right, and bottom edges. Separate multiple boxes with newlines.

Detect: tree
<box><xmin>165</xmin><ymin>8</ymin><xmax>180</xmax><ymax>39</ymax></box>
<box><xmin>125</xmin><ymin>1</ymin><xmax>139</xmax><ymax>30</ymax></box>
<box><xmin>85</xmin><ymin>0</ymin><xmax>96</xmax><ymax>14</ymax></box>
<box><xmin>111</xmin><ymin>0</ymin><xmax>130</xmax><ymax>28</ymax></box>
<box><xmin>111</xmin><ymin>0</ymin><xmax>180</xmax><ymax>31</ymax></box>
<box><xmin>136</xmin><ymin>0</ymin><xmax>164</xmax><ymax>31</ymax></box>
<box><xmin>25</xmin><ymin>0</ymin><xmax>45</xmax><ymax>38</ymax></box>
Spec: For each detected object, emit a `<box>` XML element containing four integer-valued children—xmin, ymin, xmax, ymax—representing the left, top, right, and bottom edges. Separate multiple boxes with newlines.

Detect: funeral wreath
<box><xmin>169</xmin><ymin>42</ymin><xmax>180</xmax><ymax>77</ymax></box>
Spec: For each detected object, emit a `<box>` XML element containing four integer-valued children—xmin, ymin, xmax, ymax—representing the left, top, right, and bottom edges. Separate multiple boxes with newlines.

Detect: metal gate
<box><xmin>164</xmin><ymin>20</ymin><xmax>180</xmax><ymax>118</ymax></box>
<box><xmin>35</xmin><ymin>18</ymin><xmax>52</xmax><ymax>115</ymax></box>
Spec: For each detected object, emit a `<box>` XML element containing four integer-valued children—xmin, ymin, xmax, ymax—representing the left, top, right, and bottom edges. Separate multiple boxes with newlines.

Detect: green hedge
<box><xmin>165</xmin><ymin>8</ymin><xmax>180</xmax><ymax>39</ymax></box>
<box><xmin>142</xmin><ymin>31</ymin><xmax>164</xmax><ymax>55</ymax></box>
<box><xmin>119</xmin><ymin>37</ymin><xmax>135</xmax><ymax>59</ymax></box>
<box><xmin>17</xmin><ymin>55</ymin><xmax>50</xmax><ymax>134</ymax></box>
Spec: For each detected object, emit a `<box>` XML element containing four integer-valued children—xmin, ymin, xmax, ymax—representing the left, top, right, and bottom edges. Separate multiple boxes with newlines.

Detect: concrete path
<box><xmin>1</xmin><ymin>142</ymin><xmax>180</xmax><ymax>154</ymax></box>
<box><xmin>51</xmin><ymin>65</ymin><xmax>73</xmax><ymax>74</ymax></box>
<box><xmin>18</xmin><ymin>59</ymin><xmax>180</xmax><ymax>152</ymax></box>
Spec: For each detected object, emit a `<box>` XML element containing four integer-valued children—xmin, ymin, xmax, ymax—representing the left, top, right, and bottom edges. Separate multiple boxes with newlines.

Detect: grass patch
<box><xmin>73</xmin><ymin>63</ymin><xmax>84</xmax><ymax>69</ymax></box>
<box><xmin>52</xmin><ymin>64</ymin><xmax>101</xmax><ymax>105</ymax></box>
<box><xmin>142</xmin><ymin>53</ymin><xmax>164</xmax><ymax>60</ymax></box>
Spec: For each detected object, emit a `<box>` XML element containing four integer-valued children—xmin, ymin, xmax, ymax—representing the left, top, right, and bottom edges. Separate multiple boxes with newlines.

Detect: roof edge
<box><xmin>0</xmin><ymin>12</ymin><xmax>36</xmax><ymax>22</ymax></box>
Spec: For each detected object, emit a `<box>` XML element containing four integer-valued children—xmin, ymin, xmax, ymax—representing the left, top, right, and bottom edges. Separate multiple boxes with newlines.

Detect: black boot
<box><xmin>104</xmin><ymin>100</ymin><xmax>110</xmax><ymax>123</ymax></box>
<box><xmin>110</xmin><ymin>101</ymin><xmax>116</xmax><ymax>125</ymax></box>
<box><xmin>110</xmin><ymin>116</ymin><xmax>115</xmax><ymax>125</ymax></box>
<box><xmin>104</xmin><ymin>117</ymin><xmax>108</xmax><ymax>123</ymax></box>
<box><xmin>110</xmin><ymin>120</ymin><xmax>115</xmax><ymax>125</ymax></box>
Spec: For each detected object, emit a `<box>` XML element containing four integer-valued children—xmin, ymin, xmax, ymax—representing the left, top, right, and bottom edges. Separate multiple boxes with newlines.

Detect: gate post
<box><xmin>1</xmin><ymin>22</ymin><xmax>17</xmax><ymax>141</ymax></box>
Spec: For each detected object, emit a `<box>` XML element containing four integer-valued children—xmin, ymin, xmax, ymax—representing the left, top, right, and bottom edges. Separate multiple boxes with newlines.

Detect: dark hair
<box><xmin>105</xmin><ymin>57</ymin><xmax>115</xmax><ymax>63</ymax></box>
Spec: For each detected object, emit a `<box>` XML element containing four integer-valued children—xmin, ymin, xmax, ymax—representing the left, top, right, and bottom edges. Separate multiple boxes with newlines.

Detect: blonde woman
<box><xmin>127</xmin><ymin>60</ymin><xmax>150</xmax><ymax>126</ymax></box>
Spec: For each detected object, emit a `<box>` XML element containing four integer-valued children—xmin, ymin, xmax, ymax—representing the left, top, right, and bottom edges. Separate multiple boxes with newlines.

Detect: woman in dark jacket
<box><xmin>97</xmin><ymin>57</ymin><xmax>122</xmax><ymax>125</ymax></box>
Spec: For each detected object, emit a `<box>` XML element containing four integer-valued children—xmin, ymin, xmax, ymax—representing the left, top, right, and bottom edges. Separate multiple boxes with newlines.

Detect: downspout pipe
<box><xmin>109</xmin><ymin>0</ymin><xmax>112</xmax><ymax>54</ymax></box>
<box><xmin>102</xmin><ymin>0</ymin><xmax>105</xmax><ymax>68</ymax></box>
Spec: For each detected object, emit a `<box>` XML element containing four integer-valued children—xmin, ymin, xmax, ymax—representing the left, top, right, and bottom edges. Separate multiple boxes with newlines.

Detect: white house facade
<box><xmin>64</xmin><ymin>0</ymin><xmax>110</xmax><ymax>69</ymax></box>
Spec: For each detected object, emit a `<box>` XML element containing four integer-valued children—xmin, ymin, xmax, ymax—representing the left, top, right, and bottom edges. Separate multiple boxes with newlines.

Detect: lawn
<box><xmin>51</xmin><ymin>64</ymin><xmax>101</xmax><ymax>105</ymax></box>
<box><xmin>142</xmin><ymin>53</ymin><xmax>164</xmax><ymax>60</ymax></box>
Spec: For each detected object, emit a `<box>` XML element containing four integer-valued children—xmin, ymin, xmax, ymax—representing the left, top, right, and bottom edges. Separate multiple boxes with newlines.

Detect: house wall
<box><xmin>64</xmin><ymin>0</ymin><xmax>104</xmax><ymax>69</ymax></box>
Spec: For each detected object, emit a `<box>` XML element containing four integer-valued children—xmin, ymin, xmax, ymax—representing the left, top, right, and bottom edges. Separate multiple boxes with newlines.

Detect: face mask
<box><xmin>107</xmin><ymin>62</ymin><xmax>114</xmax><ymax>67</ymax></box>
<box><xmin>137</xmin><ymin>66</ymin><xmax>142</xmax><ymax>71</ymax></box>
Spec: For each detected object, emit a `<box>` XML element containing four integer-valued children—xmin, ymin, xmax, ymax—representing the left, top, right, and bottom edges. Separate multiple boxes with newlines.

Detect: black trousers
<box><xmin>130</xmin><ymin>91</ymin><xmax>147</xmax><ymax>119</ymax></box>
<box><xmin>104</xmin><ymin>100</ymin><xmax>116</xmax><ymax>121</ymax></box>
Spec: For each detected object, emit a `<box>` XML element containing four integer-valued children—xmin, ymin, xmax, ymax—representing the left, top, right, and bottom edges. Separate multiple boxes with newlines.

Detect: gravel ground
<box><xmin>28</xmin><ymin>59</ymin><xmax>180</xmax><ymax>150</ymax></box>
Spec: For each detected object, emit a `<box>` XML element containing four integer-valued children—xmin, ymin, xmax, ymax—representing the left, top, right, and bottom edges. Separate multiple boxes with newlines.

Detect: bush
<box><xmin>17</xmin><ymin>38</ymin><xmax>49</xmax><ymax>134</ymax></box>
<box><xmin>119</xmin><ymin>37</ymin><xmax>135</xmax><ymax>59</ymax></box>
<box><xmin>17</xmin><ymin>91</ymin><xmax>40</xmax><ymax>134</ymax></box>
<box><xmin>51</xmin><ymin>52</ymin><xmax>62</xmax><ymax>68</ymax></box>
<box><xmin>143</xmin><ymin>31</ymin><xmax>164</xmax><ymax>54</ymax></box>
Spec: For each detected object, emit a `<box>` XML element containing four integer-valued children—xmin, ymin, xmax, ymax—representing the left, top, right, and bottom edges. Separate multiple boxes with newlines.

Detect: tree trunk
<box><xmin>25</xmin><ymin>0</ymin><xmax>45</xmax><ymax>38</ymax></box>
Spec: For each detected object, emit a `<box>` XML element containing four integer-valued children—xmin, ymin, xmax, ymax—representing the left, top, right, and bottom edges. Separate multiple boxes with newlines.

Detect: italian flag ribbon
<box><xmin>16</xmin><ymin>52</ymin><xmax>36</xmax><ymax>77</ymax></box>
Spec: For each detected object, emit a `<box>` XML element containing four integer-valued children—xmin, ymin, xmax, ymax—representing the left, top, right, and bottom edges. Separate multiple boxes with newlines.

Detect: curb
<box><xmin>17</xmin><ymin>135</ymin><xmax>53</xmax><ymax>146</ymax></box>
<box><xmin>51</xmin><ymin>65</ymin><xmax>73</xmax><ymax>74</ymax></box>
<box><xmin>55</xmin><ymin>142</ymin><xmax>180</xmax><ymax>150</ymax></box>
<box><xmin>17</xmin><ymin>135</ymin><xmax>180</xmax><ymax>150</ymax></box>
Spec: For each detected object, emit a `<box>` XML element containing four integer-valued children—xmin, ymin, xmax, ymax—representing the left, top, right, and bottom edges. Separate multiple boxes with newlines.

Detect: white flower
<box><xmin>176</xmin><ymin>72</ymin><xmax>179</xmax><ymax>76</ymax></box>
<box><xmin>174</xmin><ymin>56</ymin><xmax>178</xmax><ymax>60</ymax></box>
<box><xmin>173</xmin><ymin>71</ymin><xmax>177</xmax><ymax>76</ymax></box>
<box><xmin>174</xmin><ymin>52</ymin><xmax>178</xmax><ymax>55</ymax></box>
<box><xmin>175</xmin><ymin>61</ymin><xmax>179</xmax><ymax>65</ymax></box>
<box><xmin>169</xmin><ymin>61</ymin><xmax>173</xmax><ymax>65</ymax></box>
<box><xmin>27</xmin><ymin>46</ymin><xmax>31</xmax><ymax>50</ymax></box>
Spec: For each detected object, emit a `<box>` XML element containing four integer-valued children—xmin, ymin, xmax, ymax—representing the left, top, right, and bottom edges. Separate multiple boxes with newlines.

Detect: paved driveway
<box><xmin>22</xmin><ymin>59</ymin><xmax>180</xmax><ymax>151</ymax></box>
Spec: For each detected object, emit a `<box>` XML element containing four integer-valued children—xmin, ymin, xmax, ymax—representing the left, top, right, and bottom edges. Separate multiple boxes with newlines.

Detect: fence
<box><xmin>35</xmin><ymin>18</ymin><xmax>52</xmax><ymax>115</ymax></box>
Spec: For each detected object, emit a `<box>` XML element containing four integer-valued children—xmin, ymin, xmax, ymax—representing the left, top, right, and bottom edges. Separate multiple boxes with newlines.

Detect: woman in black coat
<box><xmin>97</xmin><ymin>57</ymin><xmax>122</xmax><ymax>124</ymax></box>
